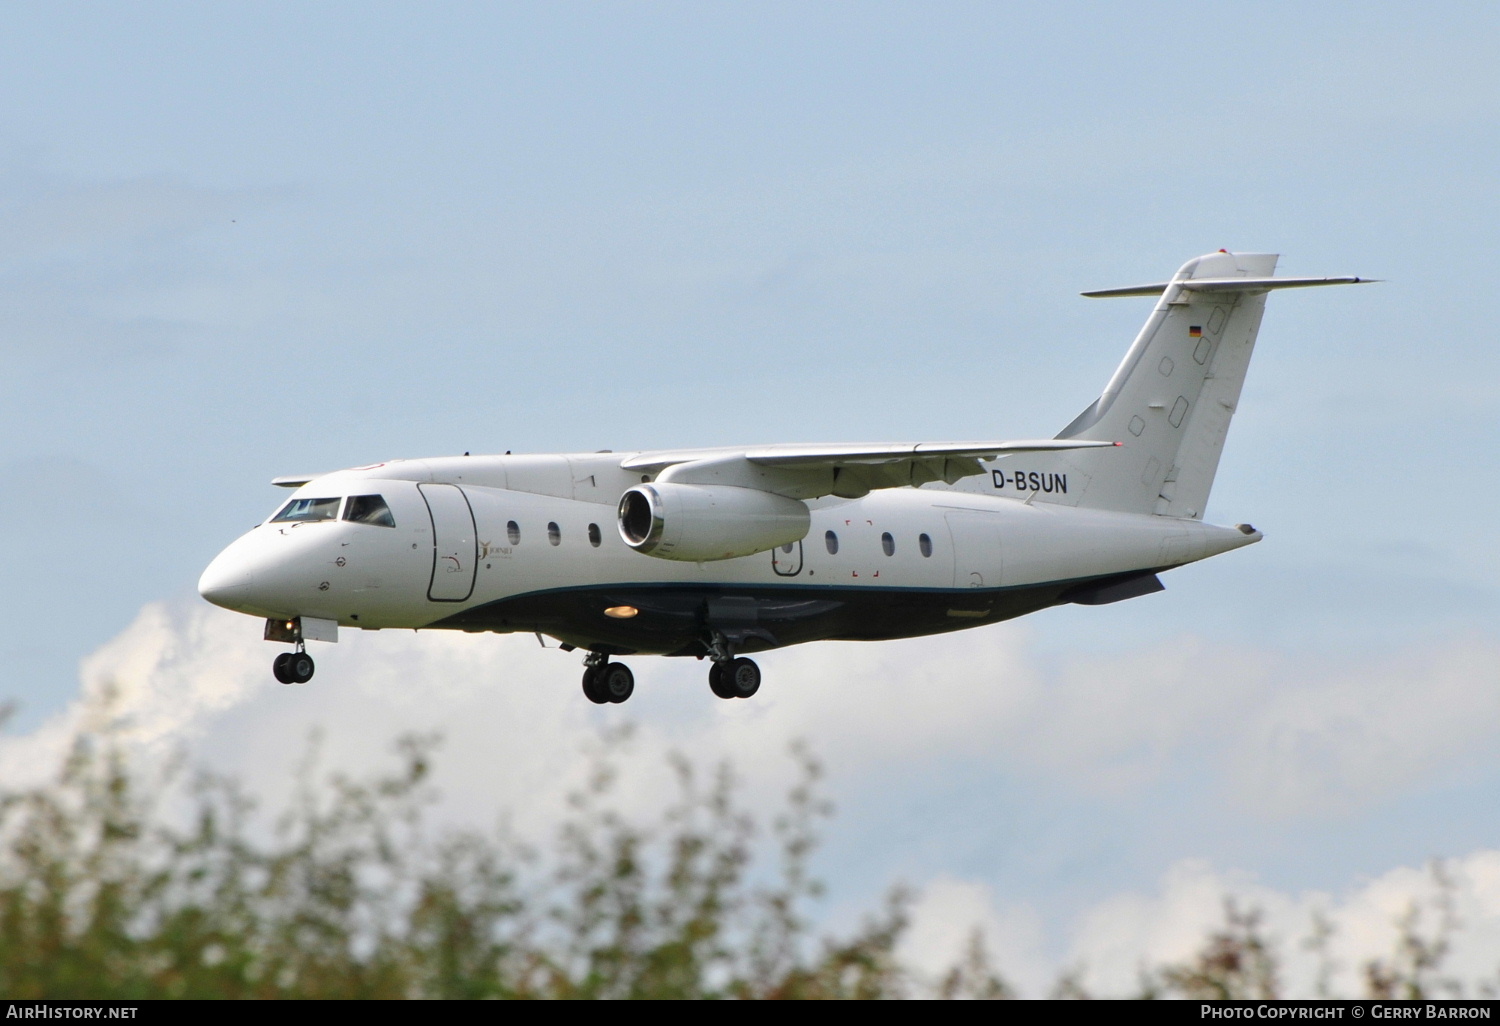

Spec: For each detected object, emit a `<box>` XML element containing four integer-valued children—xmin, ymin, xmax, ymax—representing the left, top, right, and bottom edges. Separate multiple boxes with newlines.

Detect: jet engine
<box><xmin>617</xmin><ymin>484</ymin><xmax>810</xmax><ymax>561</ymax></box>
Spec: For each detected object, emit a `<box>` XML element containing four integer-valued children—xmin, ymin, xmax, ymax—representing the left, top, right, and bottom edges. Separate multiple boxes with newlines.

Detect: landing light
<box><xmin>604</xmin><ymin>606</ymin><xmax>639</xmax><ymax>619</ymax></box>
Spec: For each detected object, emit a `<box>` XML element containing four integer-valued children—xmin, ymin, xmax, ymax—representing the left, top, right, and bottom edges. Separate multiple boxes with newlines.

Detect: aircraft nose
<box><xmin>198</xmin><ymin>545</ymin><xmax>254</xmax><ymax>610</ymax></box>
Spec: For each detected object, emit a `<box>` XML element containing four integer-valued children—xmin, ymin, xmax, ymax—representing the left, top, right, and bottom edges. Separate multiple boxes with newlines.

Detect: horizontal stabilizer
<box><xmin>1082</xmin><ymin>276</ymin><xmax>1375</xmax><ymax>298</ymax></box>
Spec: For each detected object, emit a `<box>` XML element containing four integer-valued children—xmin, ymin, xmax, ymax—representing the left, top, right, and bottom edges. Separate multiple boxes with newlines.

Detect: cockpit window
<box><xmin>344</xmin><ymin>494</ymin><xmax>396</xmax><ymax>527</ymax></box>
<box><xmin>271</xmin><ymin>497</ymin><xmax>342</xmax><ymax>523</ymax></box>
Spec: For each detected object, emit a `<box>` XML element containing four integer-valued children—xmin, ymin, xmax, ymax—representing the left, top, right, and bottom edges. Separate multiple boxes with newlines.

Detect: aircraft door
<box><xmin>945</xmin><ymin>513</ymin><xmax>1003</xmax><ymax>588</ymax></box>
<box><xmin>419</xmin><ymin>483</ymin><xmax>478</xmax><ymax>602</ymax></box>
<box><xmin>771</xmin><ymin>540</ymin><xmax>803</xmax><ymax>576</ymax></box>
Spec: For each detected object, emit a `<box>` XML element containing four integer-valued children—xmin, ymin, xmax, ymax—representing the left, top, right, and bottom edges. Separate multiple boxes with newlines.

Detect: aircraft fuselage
<box><xmin>200</xmin><ymin>452</ymin><xmax>1258</xmax><ymax>658</ymax></box>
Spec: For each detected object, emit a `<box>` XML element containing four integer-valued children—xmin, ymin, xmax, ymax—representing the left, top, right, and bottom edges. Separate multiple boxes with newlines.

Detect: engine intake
<box><xmin>617</xmin><ymin>484</ymin><xmax>810</xmax><ymax>561</ymax></box>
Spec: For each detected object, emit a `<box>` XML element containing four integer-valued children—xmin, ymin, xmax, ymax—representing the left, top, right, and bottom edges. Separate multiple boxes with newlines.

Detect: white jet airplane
<box><xmin>200</xmin><ymin>251</ymin><xmax>1369</xmax><ymax>703</ymax></box>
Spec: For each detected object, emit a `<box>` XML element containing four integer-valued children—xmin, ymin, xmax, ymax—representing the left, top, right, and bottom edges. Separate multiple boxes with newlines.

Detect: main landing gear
<box><xmin>273</xmin><ymin>647</ymin><xmax>315</xmax><ymax>685</ymax></box>
<box><xmin>708</xmin><ymin>657</ymin><xmax>760</xmax><ymax>700</ymax></box>
<box><xmin>575</xmin><ymin>641</ymin><xmax>762</xmax><ymax>704</ymax></box>
<box><xmin>582</xmin><ymin>652</ymin><xmax>634</xmax><ymax>705</ymax></box>
<box><xmin>706</xmin><ymin>632</ymin><xmax>760</xmax><ymax>700</ymax></box>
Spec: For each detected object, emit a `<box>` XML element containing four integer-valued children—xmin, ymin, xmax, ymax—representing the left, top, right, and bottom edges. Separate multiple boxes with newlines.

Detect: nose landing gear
<box><xmin>581</xmin><ymin>652</ymin><xmax>634</xmax><ymax>704</ymax></box>
<box><xmin>265</xmin><ymin>618</ymin><xmax>315</xmax><ymax>685</ymax></box>
<box><xmin>273</xmin><ymin>648</ymin><xmax>315</xmax><ymax>685</ymax></box>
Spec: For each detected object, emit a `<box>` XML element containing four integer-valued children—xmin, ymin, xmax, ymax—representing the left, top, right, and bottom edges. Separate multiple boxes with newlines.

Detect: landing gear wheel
<box><xmin>582</xmin><ymin>666</ymin><xmax>609</xmax><ymax>705</ymax></box>
<box><xmin>708</xmin><ymin>661</ymin><xmax>735</xmax><ymax>700</ymax></box>
<box><xmin>725</xmin><ymin>657</ymin><xmax>760</xmax><ymax>699</ymax></box>
<box><xmin>273</xmin><ymin>652</ymin><xmax>295</xmax><ymax>684</ymax></box>
<box><xmin>598</xmin><ymin>663</ymin><xmax>634</xmax><ymax>704</ymax></box>
<box><xmin>289</xmin><ymin>651</ymin><xmax>315</xmax><ymax>684</ymax></box>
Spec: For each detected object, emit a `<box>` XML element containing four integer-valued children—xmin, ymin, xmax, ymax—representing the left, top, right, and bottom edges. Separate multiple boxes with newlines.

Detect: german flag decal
<box><xmin>1189</xmin><ymin>325</ymin><xmax>1202</xmax><ymax>337</ymax></box>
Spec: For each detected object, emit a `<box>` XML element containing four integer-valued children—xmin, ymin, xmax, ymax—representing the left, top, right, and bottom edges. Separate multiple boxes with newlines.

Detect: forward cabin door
<box><xmin>945</xmin><ymin>512</ymin><xmax>1003</xmax><ymax>588</ymax></box>
<box><xmin>419</xmin><ymin>483</ymin><xmax>477</xmax><ymax>601</ymax></box>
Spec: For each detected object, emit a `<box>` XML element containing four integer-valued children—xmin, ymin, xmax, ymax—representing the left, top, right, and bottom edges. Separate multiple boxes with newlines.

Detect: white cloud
<box><xmin>899</xmin><ymin>876</ymin><xmax>1051</xmax><ymax>997</ymax></box>
<box><xmin>1231</xmin><ymin>637</ymin><xmax>1500</xmax><ymax>816</ymax></box>
<box><xmin>10</xmin><ymin>598</ymin><xmax>1500</xmax><ymax>829</ymax></box>
<box><xmin>1067</xmin><ymin>859</ymin><xmax>1284</xmax><ymax>996</ymax></box>
<box><xmin>0</xmin><ymin>601</ymin><xmax>264</xmax><ymax>789</ymax></box>
<box><xmin>1061</xmin><ymin>851</ymin><xmax>1500</xmax><ymax>998</ymax></box>
<box><xmin>898</xmin><ymin>852</ymin><xmax>1500</xmax><ymax>998</ymax></box>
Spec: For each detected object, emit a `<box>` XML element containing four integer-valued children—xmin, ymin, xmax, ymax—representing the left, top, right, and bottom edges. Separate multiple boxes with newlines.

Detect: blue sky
<box><xmin>3</xmin><ymin>2</ymin><xmax>1499</xmax><ymax>993</ymax></box>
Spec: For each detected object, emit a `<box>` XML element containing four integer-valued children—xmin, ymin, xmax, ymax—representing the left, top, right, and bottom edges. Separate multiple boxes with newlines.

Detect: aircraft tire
<box><xmin>600</xmin><ymin>663</ymin><xmax>634</xmax><ymax>704</ymax></box>
<box><xmin>725</xmin><ymin>657</ymin><xmax>760</xmax><ymax>699</ymax></box>
<box><xmin>708</xmin><ymin>662</ymin><xmax>736</xmax><ymax>700</ymax></box>
<box><xmin>582</xmin><ymin>667</ymin><xmax>609</xmax><ymax>704</ymax></box>
<box><xmin>290</xmin><ymin>652</ymin><xmax>315</xmax><ymax>684</ymax></box>
<box><xmin>273</xmin><ymin>652</ymin><xmax>295</xmax><ymax>685</ymax></box>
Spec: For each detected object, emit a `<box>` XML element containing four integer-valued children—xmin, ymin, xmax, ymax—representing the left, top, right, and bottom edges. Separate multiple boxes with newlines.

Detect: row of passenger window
<box><xmin>507</xmin><ymin>520</ymin><xmax>604</xmax><ymax>548</ymax></box>
<box><xmin>504</xmin><ymin>523</ymin><xmax>936</xmax><ymax>559</ymax></box>
<box><xmin>506</xmin><ymin>524</ymin><xmax>939</xmax><ymax>558</ymax></box>
<box><xmin>823</xmin><ymin>530</ymin><xmax>934</xmax><ymax>558</ymax></box>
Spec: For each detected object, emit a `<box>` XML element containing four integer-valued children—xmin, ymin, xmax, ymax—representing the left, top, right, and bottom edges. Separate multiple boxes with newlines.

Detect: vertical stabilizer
<box><xmin>1021</xmin><ymin>251</ymin><xmax>1278</xmax><ymax>517</ymax></box>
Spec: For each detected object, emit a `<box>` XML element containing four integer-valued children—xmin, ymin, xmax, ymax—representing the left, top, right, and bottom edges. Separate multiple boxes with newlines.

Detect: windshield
<box><xmin>344</xmin><ymin>494</ymin><xmax>395</xmax><ymax>527</ymax></box>
<box><xmin>271</xmin><ymin>497</ymin><xmax>342</xmax><ymax>523</ymax></box>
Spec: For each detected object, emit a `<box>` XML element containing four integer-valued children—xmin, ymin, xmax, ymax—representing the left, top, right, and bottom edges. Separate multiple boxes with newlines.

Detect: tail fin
<box><xmin>1018</xmin><ymin>251</ymin><xmax>1368</xmax><ymax>518</ymax></box>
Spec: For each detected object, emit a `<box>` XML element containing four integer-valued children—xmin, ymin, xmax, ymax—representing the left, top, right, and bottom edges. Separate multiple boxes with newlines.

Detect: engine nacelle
<box><xmin>617</xmin><ymin>484</ymin><xmax>810</xmax><ymax>561</ymax></box>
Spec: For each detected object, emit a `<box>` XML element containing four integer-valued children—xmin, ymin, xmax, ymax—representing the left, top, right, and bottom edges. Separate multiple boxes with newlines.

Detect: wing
<box><xmin>621</xmin><ymin>439</ymin><xmax>1117</xmax><ymax>499</ymax></box>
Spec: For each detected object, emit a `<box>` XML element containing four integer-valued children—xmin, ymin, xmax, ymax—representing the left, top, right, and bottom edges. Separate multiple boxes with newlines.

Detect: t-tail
<box><xmin>1013</xmin><ymin>250</ymin><xmax>1371</xmax><ymax>518</ymax></box>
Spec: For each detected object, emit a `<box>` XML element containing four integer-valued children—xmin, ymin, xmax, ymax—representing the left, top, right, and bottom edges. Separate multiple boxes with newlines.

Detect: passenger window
<box><xmin>507</xmin><ymin>521</ymin><xmax>521</xmax><ymax>545</ymax></box>
<box><xmin>271</xmin><ymin>497</ymin><xmax>341</xmax><ymax>523</ymax></box>
<box><xmin>919</xmin><ymin>533</ymin><xmax>933</xmax><ymax>558</ymax></box>
<box><xmin>588</xmin><ymin>523</ymin><xmax>601</xmax><ymax>547</ymax></box>
<box><xmin>881</xmin><ymin>532</ymin><xmax>895</xmax><ymax>557</ymax></box>
<box><xmin>825</xmin><ymin>530</ymin><xmax>839</xmax><ymax>555</ymax></box>
<box><xmin>547</xmin><ymin>522</ymin><xmax>561</xmax><ymax>546</ymax></box>
<box><xmin>344</xmin><ymin>494</ymin><xmax>396</xmax><ymax>527</ymax></box>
